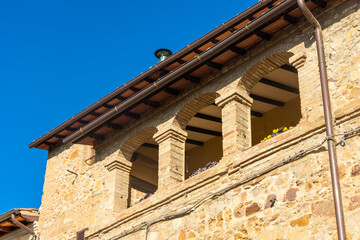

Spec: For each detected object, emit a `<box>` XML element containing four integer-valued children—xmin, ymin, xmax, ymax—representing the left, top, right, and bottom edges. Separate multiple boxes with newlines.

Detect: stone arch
<box><xmin>173</xmin><ymin>92</ymin><xmax>220</xmax><ymax>130</ymax></box>
<box><xmin>242</xmin><ymin>51</ymin><xmax>303</xmax><ymax>145</ymax></box>
<box><xmin>119</xmin><ymin>127</ymin><xmax>157</xmax><ymax>162</ymax></box>
<box><xmin>240</xmin><ymin>52</ymin><xmax>294</xmax><ymax>94</ymax></box>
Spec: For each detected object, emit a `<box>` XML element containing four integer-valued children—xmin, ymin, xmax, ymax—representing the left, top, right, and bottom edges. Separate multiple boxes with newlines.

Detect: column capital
<box><xmin>215</xmin><ymin>89</ymin><xmax>253</xmax><ymax>108</ymax></box>
<box><xmin>154</xmin><ymin>124</ymin><xmax>187</xmax><ymax>144</ymax></box>
<box><xmin>105</xmin><ymin>156</ymin><xmax>132</xmax><ymax>173</ymax></box>
<box><xmin>289</xmin><ymin>51</ymin><xmax>307</xmax><ymax>69</ymax></box>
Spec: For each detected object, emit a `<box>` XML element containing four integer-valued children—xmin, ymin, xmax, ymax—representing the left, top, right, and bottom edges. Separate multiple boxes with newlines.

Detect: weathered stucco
<box><xmin>37</xmin><ymin>0</ymin><xmax>360</xmax><ymax>239</ymax></box>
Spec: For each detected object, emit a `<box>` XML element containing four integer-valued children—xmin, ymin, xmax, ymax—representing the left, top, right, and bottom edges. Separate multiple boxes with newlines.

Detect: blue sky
<box><xmin>0</xmin><ymin>0</ymin><xmax>257</xmax><ymax>214</ymax></box>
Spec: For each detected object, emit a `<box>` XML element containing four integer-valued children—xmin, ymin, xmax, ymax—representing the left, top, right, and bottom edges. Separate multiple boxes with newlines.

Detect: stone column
<box><xmin>290</xmin><ymin>52</ymin><xmax>308</xmax><ymax>121</ymax></box>
<box><xmin>105</xmin><ymin>156</ymin><xmax>132</xmax><ymax>212</ymax></box>
<box><xmin>216</xmin><ymin>89</ymin><xmax>253</xmax><ymax>157</ymax></box>
<box><xmin>154</xmin><ymin>124</ymin><xmax>187</xmax><ymax>189</ymax></box>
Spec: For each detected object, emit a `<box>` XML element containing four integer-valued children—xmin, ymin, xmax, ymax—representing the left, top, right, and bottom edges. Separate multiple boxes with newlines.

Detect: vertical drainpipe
<box><xmin>296</xmin><ymin>0</ymin><xmax>346</xmax><ymax>239</ymax></box>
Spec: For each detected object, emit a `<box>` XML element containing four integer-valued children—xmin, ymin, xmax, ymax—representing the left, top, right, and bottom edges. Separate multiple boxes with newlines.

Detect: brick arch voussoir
<box><xmin>240</xmin><ymin>52</ymin><xmax>294</xmax><ymax>94</ymax></box>
<box><xmin>174</xmin><ymin>92</ymin><xmax>220</xmax><ymax>130</ymax></box>
<box><xmin>119</xmin><ymin>127</ymin><xmax>157</xmax><ymax>162</ymax></box>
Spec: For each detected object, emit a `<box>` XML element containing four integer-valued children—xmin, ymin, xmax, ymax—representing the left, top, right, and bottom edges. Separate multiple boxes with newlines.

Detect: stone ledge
<box><xmin>87</xmin><ymin>99</ymin><xmax>360</xmax><ymax>239</ymax></box>
<box><xmin>154</xmin><ymin>125</ymin><xmax>187</xmax><ymax>144</ymax></box>
<box><xmin>215</xmin><ymin>88</ymin><xmax>253</xmax><ymax>108</ymax></box>
<box><xmin>86</xmin><ymin>162</ymin><xmax>228</xmax><ymax>238</ymax></box>
<box><xmin>229</xmin><ymin>99</ymin><xmax>360</xmax><ymax>173</ymax></box>
<box><xmin>105</xmin><ymin>159</ymin><xmax>132</xmax><ymax>172</ymax></box>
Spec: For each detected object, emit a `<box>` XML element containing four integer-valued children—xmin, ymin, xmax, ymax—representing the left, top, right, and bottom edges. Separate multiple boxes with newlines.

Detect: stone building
<box><xmin>29</xmin><ymin>0</ymin><xmax>360</xmax><ymax>239</ymax></box>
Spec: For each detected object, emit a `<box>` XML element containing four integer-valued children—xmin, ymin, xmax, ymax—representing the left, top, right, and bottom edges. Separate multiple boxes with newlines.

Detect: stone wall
<box><xmin>37</xmin><ymin>0</ymin><xmax>360</xmax><ymax>239</ymax></box>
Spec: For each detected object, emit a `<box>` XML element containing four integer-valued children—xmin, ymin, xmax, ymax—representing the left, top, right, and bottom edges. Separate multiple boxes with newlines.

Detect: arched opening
<box><xmin>128</xmin><ymin>140</ymin><xmax>158</xmax><ymax>206</ymax></box>
<box><xmin>184</xmin><ymin>104</ymin><xmax>223</xmax><ymax>179</ymax></box>
<box><xmin>120</xmin><ymin>128</ymin><xmax>158</xmax><ymax>207</ymax></box>
<box><xmin>250</xmin><ymin>63</ymin><xmax>301</xmax><ymax>145</ymax></box>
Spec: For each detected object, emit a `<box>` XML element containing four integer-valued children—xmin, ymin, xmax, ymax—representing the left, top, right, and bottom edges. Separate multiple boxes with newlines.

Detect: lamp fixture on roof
<box><xmin>155</xmin><ymin>48</ymin><xmax>172</xmax><ymax>61</ymax></box>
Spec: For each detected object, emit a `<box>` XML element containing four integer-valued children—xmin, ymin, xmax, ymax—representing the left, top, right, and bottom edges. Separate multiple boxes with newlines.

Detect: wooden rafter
<box><xmin>194</xmin><ymin>113</ymin><xmax>221</xmax><ymax>123</ymax></box>
<box><xmin>185</xmin><ymin>126</ymin><xmax>222</xmax><ymax>137</ymax></box>
<box><xmin>251</xmin><ymin>111</ymin><xmax>263</xmax><ymax>117</ymax></box>
<box><xmin>259</xmin><ymin>78</ymin><xmax>299</xmax><ymax>94</ymax></box>
<box><xmin>250</xmin><ymin>94</ymin><xmax>285</xmax><ymax>107</ymax></box>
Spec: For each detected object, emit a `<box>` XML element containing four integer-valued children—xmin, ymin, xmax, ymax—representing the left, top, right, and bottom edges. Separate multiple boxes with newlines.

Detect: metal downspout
<box><xmin>296</xmin><ymin>0</ymin><xmax>346</xmax><ymax>239</ymax></box>
<box><xmin>11</xmin><ymin>214</ymin><xmax>37</xmax><ymax>240</ymax></box>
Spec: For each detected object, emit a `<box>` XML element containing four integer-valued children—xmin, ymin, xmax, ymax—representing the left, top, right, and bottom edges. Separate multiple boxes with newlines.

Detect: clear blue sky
<box><xmin>0</xmin><ymin>0</ymin><xmax>258</xmax><ymax>214</ymax></box>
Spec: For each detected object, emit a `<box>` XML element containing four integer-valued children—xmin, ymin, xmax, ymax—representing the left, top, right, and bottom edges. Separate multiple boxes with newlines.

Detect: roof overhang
<box><xmin>29</xmin><ymin>0</ymin><xmax>327</xmax><ymax>150</ymax></box>
<box><xmin>0</xmin><ymin>208</ymin><xmax>39</xmax><ymax>236</ymax></box>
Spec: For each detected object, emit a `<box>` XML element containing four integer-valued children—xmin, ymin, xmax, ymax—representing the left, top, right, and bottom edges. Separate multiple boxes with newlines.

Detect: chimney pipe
<box><xmin>155</xmin><ymin>49</ymin><xmax>172</xmax><ymax>61</ymax></box>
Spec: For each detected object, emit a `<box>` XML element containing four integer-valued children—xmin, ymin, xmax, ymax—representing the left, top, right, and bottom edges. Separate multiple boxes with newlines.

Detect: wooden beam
<box><xmin>206</xmin><ymin>61</ymin><xmax>223</xmax><ymax>70</ymax></box>
<box><xmin>229</xmin><ymin>46</ymin><xmax>246</xmax><ymax>55</ymax></box>
<box><xmin>194</xmin><ymin>49</ymin><xmax>203</xmax><ymax>54</ymax></box>
<box><xmin>311</xmin><ymin>0</ymin><xmax>327</xmax><ymax>8</ymax></box>
<box><xmin>183</xmin><ymin>75</ymin><xmax>201</xmax><ymax>83</ymax></box>
<box><xmin>141</xmin><ymin>143</ymin><xmax>158</xmax><ymax>149</ymax></box>
<box><xmin>144</xmin><ymin>77</ymin><xmax>155</xmax><ymax>83</ymax></box>
<box><xmin>160</xmin><ymin>69</ymin><xmax>170</xmax><ymax>77</ymax></box>
<box><xmin>0</xmin><ymin>226</ymin><xmax>12</xmax><ymax>232</ymax></box>
<box><xmin>106</xmin><ymin>122</ymin><xmax>123</xmax><ymax>130</ymax></box>
<box><xmin>259</xmin><ymin>78</ymin><xmax>299</xmax><ymax>94</ymax></box>
<box><xmin>177</xmin><ymin>59</ymin><xmax>186</xmax><ymax>64</ymax></box>
<box><xmin>130</xmin><ymin>175</ymin><xmax>157</xmax><ymax>193</ymax></box>
<box><xmin>142</xmin><ymin>99</ymin><xmax>160</xmax><ymax>108</ymax></box>
<box><xmin>210</xmin><ymin>39</ymin><xmax>220</xmax><ymax>44</ymax></box>
<box><xmin>163</xmin><ymin>87</ymin><xmax>180</xmax><ymax>96</ymax></box>
<box><xmin>115</xmin><ymin>96</ymin><xmax>127</xmax><ymax>101</ymax></box>
<box><xmin>229</xmin><ymin>27</ymin><xmax>237</xmax><ymax>33</ymax></box>
<box><xmin>54</xmin><ymin>134</ymin><xmax>64</xmax><ymax>139</ymax></box>
<box><xmin>88</xmin><ymin>133</ymin><xmax>105</xmax><ymax>140</ymax></box>
<box><xmin>77</xmin><ymin>119</ymin><xmax>89</xmax><ymax>125</ymax></box>
<box><xmin>248</xmin><ymin>15</ymin><xmax>255</xmax><ymax>21</ymax></box>
<box><xmin>194</xmin><ymin>113</ymin><xmax>221</xmax><ymax>123</ymax></box>
<box><xmin>43</xmin><ymin>142</ymin><xmax>55</xmax><ymax>147</ymax></box>
<box><xmin>103</xmin><ymin>103</ymin><xmax>113</xmax><ymax>109</ymax></box>
<box><xmin>283</xmin><ymin>14</ymin><xmax>297</xmax><ymax>24</ymax></box>
<box><xmin>123</xmin><ymin>111</ymin><xmax>141</xmax><ymax>119</ymax></box>
<box><xmin>186</xmin><ymin>139</ymin><xmax>204</xmax><ymax>146</ymax></box>
<box><xmin>255</xmin><ymin>31</ymin><xmax>271</xmax><ymax>41</ymax></box>
<box><xmin>280</xmin><ymin>64</ymin><xmax>297</xmax><ymax>74</ymax></box>
<box><xmin>130</xmin><ymin>86</ymin><xmax>141</xmax><ymax>92</ymax></box>
<box><xmin>251</xmin><ymin>110</ymin><xmax>263</xmax><ymax>117</ymax></box>
<box><xmin>90</xmin><ymin>112</ymin><xmax>101</xmax><ymax>117</ymax></box>
<box><xmin>65</xmin><ymin>127</ymin><xmax>77</xmax><ymax>132</ymax></box>
<box><xmin>185</xmin><ymin>126</ymin><xmax>222</xmax><ymax>137</ymax></box>
<box><xmin>133</xmin><ymin>153</ymin><xmax>158</xmax><ymax>168</ymax></box>
<box><xmin>250</xmin><ymin>94</ymin><xmax>284</xmax><ymax>107</ymax></box>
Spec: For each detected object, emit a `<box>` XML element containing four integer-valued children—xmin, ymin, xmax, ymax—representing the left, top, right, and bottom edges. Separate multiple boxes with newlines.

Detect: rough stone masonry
<box><xmin>36</xmin><ymin>0</ymin><xmax>360</xmax><ymax>239</ymax></box>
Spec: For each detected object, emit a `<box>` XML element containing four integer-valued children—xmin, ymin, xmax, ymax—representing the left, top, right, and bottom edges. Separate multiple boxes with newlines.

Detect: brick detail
<box><xmin>289</xmin><ymin>52</ymin><xmax>307</xmax><ymax>69</ymax></box>
<box><xmin>105</xmin><ymin>156</ymin><xmax>132</xmax><ymax>212</ymax></box>
<box><xmin>216</xmin><ymin>89</ymin><xmax>253</xmax><ymax>157</ymax></box>
<box><xmin>174</xmin><ymin>93</ymin><xmax>219</xmax><ymax>129</ymax></box>
<box><xmin>240</xmin><ymin>52</ymin><xmax>293</xmax><ymax>94</ymax></box>
<box><xmin>120</xmin><ymin>127</ymin><xmax>157</xmax><ymax>162</ymax></box>
<box><xmin>154</xmin><ymin>124</ymin><xmax>187</xmax><ymax>189</ymax></box>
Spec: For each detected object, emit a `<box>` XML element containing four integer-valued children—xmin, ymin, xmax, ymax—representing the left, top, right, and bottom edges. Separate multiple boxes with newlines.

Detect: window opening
<box><xmin>251</xmin><ymin>65</ymin><xmax>301</xmax><ymax>145</ymax></box>
<box><xmin>128</xmin><ymin>140</ymin><xmax>158</xmax><ymax>207</ymax></box>
<box><xmin>185</xmin><ymin>104</ymin><xmax>223</xmax><ymax>179</ymax></box>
